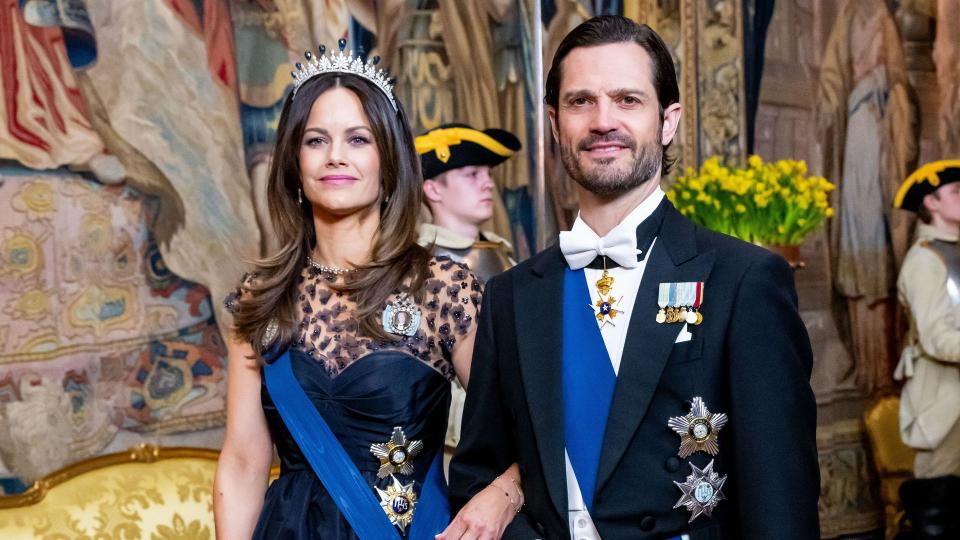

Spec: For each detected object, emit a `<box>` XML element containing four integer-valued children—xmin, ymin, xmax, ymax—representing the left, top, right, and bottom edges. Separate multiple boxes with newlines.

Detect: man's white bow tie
<box><xmin>559</xmin><ymin>225</ymin><xmax>641</xmax><ymax>270</ymax></box>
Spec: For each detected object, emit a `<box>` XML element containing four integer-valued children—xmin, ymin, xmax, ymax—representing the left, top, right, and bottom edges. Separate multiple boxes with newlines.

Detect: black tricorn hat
<box><xmin>415</xmin><ymin>123</ymin><xmax>521</xmax><ymax>180</ymax></box>
<box><xmin>894</xmin><ymin>160</ymin><xmax>960</xmax><ymax>212</ymax></box>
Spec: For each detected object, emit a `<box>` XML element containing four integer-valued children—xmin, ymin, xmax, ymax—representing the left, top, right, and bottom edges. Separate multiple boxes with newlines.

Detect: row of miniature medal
<box><xmin>657</xmin><ymin>281</ymin><xmax>704</xmax><ymax>325</ymax></box>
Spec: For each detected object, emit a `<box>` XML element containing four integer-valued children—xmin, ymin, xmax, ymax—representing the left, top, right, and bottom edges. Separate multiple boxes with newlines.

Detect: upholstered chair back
<box><xmin>864</xmin><ymin>395</ymin><xmax>915</xmax><ymax>540</ymax></box>
<box><xmin>0</xmin><ymin>445</ymin><xmax>218</xmax><ymax>539</ymax></box>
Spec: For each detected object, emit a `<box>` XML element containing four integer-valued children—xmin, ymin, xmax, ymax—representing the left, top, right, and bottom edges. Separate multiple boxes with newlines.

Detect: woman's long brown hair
<box><xmin>231</xmin><ymin>73</ymin><xmax>431</xmax><ymax>352</ymax></box>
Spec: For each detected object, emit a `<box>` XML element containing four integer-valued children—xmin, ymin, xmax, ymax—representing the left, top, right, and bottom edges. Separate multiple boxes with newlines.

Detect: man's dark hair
<box><xmin>545</xmin><ymin>15</ymin><xmax>681</xmax><ymax>176</ymax></box>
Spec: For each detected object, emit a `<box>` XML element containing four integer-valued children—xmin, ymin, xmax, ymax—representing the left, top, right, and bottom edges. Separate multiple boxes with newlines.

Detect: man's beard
<box><xmin>560</xmin><ymin>131</ymin><xmax>662</xmax><ymax>197</ymax></box>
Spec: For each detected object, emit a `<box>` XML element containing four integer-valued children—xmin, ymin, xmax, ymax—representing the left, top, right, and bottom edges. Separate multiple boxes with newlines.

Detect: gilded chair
<box><xmin>864</xmin><ymin>394</ymin><xmax>916</xmax><ymax>540</ymax></box>
<box><xmin>0</xmin><ymin>444</ymin><xmax>219</xmax><ymax>539</ymax></box>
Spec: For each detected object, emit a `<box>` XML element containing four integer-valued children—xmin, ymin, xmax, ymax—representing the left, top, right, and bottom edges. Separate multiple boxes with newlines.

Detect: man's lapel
<box><xmin>594</xmin><ymin>205</ymin><xmax>716</xmax><ymax>494</ymax></box>
<box><xmin>515</xmin><ymin>245</ymin><xmax>569</xmax><ymax>518</ymax></box>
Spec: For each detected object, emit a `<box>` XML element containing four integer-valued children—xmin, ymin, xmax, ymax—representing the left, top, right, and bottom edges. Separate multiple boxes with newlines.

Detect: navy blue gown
<box><xmin>244</xmin><ymin>257</ymin><xmax>481</xmax><ymax>539</ymax></box>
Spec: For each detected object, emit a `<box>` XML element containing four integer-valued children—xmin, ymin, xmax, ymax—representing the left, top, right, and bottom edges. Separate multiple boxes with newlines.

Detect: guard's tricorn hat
<box><xmin>415</xmin><ymin>123</ymin><xmax>521</xmax><ymax>180</ymax></box>
<box><xmin>894</xmin><ymin>160</ymin><xmax>960</xmax><ymax>212</ymax></box>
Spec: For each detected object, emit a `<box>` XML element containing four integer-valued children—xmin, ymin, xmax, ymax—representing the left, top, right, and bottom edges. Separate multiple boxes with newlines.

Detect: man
<box><xmin>447</xmin><ymin>16</ymin><xmax>819</xmax><ymax>539</ymax></box>
<box><xmin>893</xmin><ymin>160</ymin><xmax>960</xmax><ymax>478</ymax></box>
<box><xmin>416</xmin><ymin>123</ymin><xmax>521</xmax><ymax>284</ymax></box>
<box><xmin>416</xmin><ymin>123</ymin><xmax>521</xmax><ymax>453</ymax></box>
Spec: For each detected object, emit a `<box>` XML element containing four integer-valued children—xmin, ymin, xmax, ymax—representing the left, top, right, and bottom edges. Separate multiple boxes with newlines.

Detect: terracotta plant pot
<box><xmin>764</xmin><ymin>244</ymin><xmax>805</xmax><ymax>270</ymax></box>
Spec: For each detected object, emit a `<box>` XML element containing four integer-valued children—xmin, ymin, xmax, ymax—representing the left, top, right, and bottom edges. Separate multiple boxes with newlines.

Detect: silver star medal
<box><xmin>667</xmin><ymin>397</ymin><xmax>728</xmax><ymax>458</ymax></box>
<box><xmin>370</xmin><ymin>426</ymin><xmax>424</xmax><ymax>478</ymax></box>
<box><xmin>673</xmin><ymin>459</ymin><xmax>727</xmax><ymax>522</ymax></box>
<box><xmin>376</xmin><ymin>475</ymin><xmax>418</xmax><ymax>533</ymax></box>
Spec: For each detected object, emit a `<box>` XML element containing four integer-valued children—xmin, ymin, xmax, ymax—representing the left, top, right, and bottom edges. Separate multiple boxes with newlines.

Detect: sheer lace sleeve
<box><xmin>422</xmin><ymin>257</ymin><xmax>483</xmax><ymax>361</ymax></box>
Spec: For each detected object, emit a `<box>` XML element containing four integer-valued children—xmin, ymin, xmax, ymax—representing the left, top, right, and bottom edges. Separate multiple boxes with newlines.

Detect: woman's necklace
<box><xmin>307</xmin><ymin>256</ymin><xmax>354</xmax><ymax>275</ymax></box>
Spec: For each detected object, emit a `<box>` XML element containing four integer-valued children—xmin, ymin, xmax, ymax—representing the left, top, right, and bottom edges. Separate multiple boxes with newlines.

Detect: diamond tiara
<box><xmin>291</xmin><ymin>39</ymin><xmax>397</xmax><ymax>111</ymax></box>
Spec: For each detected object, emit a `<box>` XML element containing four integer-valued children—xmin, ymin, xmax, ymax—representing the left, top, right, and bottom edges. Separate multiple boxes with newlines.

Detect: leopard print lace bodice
<box><xmin>231</xmin><ymin>256</ymin><xmax>482</xmax><ymax>380</ymax></box>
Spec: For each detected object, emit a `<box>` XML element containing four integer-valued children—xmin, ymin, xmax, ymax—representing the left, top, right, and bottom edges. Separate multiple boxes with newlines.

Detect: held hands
<box><xmin>436</xmin><ymin>474</ymin><xmax>523</xmax><ymax>540</ymax></box>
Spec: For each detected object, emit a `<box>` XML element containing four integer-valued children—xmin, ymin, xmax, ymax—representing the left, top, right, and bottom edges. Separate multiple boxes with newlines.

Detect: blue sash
<box><xmin>263</xmin><ymin>350</ymin><xmax>450</xmax><ymax>539</ymax></box>
<box><xmin>562</xmin><ymin>268</ymin><xmax>617</xmax><ymax>512</ymax></box>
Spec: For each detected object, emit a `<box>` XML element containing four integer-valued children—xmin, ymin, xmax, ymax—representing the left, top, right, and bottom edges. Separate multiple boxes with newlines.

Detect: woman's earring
<box><xmin>298</xmin><ymin>188</ymin><xmax>303</xmax><ymax>205</ymax></box>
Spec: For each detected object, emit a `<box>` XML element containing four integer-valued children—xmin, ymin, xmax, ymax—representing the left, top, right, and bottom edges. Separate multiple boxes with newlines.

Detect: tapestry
<box><xmin>77</xmin><ymin>0</ymin><xmax>260</xmax><ymax>327</ymax></box>
<box><xmin>801</xmin><ymin>230</ymin><xmax>882</xmax><ymax>538</ymax></box>
<box><xmin>232</xmin><ymin>0</ymin><xmax>352</xmax><ymax>157</ymax></box>
<box><xmin>817</xmin><ymin>0</ymin><xmax>918</xmax><ymax>394</ymax></box>
<box><xmin>817</xmin><ymin>415</ymin><xmax>884</xmax><ymax>537</ymax></box>
<box><xmin>0</xmin><ymin>0</ymin><xmax>103</xmax><ymax>170</ymax></box>
<box><xmin>0</xmin><ymin>170</ymin><xmax>227</xmax><ymax>485</ymax></box>
<box><xmin>230</xmin><ymin>0</ymin><xmax>352</xmax><ymax>253</ymax></box>
<box><xmin>934</xmin><ymin>0</ymin><xmax>960</xmax><ymax>155</ymax></box>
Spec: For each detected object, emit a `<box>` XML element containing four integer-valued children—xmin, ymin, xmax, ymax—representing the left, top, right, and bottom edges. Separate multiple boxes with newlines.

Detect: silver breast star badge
<box><xmin>376</xmin><ymin>475</ymin><xmax>417</xmax><ymax>533</ymax></box>
<box><xmin>673</xmin><ymin>459</ymin><xmax>727</xmax><ymax>522</ymax></box>
<box><xmin>370</xmin><ymin>426</ymin><xmax>424</xmax><ymax>478</ymax></box>
<box><xmin>667</xmin><ymin>397</ymin><xmax>728</xmax><ymax>458</ymax></box>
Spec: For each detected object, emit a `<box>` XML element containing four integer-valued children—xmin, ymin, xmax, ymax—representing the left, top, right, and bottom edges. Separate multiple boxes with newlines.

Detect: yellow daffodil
<box><xmin>667</xmin><ymin>156</ymin><xmax>833</xmax><ymax>246</ymax></box>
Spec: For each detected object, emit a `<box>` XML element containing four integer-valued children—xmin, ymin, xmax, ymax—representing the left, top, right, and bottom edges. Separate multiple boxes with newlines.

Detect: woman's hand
<box><xmin>438</xmin><ymin>464</ymin><xmax>523</xmax><ymax>540</ymax></box>
<box><xmin>436</xmin><ymin>481</ymin><xmax>519</xmax><ymax>540</ymax></box>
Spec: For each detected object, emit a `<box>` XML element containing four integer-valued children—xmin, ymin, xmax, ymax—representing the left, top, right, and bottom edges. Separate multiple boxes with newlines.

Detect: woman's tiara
<box><xmin>290</xmin><ymin>39</ymin><xmax>397</xmax><ymax>111</ymax></box>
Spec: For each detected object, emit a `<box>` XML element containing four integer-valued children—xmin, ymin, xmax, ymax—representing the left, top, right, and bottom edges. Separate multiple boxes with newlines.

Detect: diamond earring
<box><xmin>298</xmin><ymin>188</ymin><xmax>303</xmax><ymax>205</ymax></box>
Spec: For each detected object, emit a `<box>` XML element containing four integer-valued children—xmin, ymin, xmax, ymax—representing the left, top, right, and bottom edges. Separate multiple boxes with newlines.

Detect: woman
<box><xmin>214</xmin><ymin>43</ymin><xmax>522</xmax><ymax>539</ymax></box>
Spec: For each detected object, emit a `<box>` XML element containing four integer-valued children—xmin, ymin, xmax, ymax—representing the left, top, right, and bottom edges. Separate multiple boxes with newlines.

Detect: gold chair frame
<box><xmin>0</xmin><ymin>444</ymin><xmax>220</xmax><ymax>509</ymax></box>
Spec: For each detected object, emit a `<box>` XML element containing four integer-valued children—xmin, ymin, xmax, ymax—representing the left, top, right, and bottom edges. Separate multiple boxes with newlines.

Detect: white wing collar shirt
<box><xmin>559</xmin><ymin>186</ymin><xmax>664</xmax><ymax>373</ymax></box>
<box><xmin>557</xmin><ymin>187</ymin><xmax>688</xmax><ymax>540</ymax></box>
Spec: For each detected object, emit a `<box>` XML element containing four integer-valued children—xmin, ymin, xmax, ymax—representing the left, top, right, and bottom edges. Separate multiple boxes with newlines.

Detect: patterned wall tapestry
<box><xmin>625</xmin><ymin>0</ymin><xmax>748</xmax><ymax>176</ymax></box>
<box><xmin>0</xmin><ymin>170</ymin><xmax>227</xmax><ymax>485</ymax></box>
<box><xmin>0</xmin><ymin>0</ymin><xmax>103</xmax><ymax>170</ymax></box>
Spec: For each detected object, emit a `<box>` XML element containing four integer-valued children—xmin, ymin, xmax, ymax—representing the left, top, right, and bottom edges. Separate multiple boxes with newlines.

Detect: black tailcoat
<box><xmin>449</xmin><ymin>201</ymin><xmax>820</xmax><ymax>539</ymax></box>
